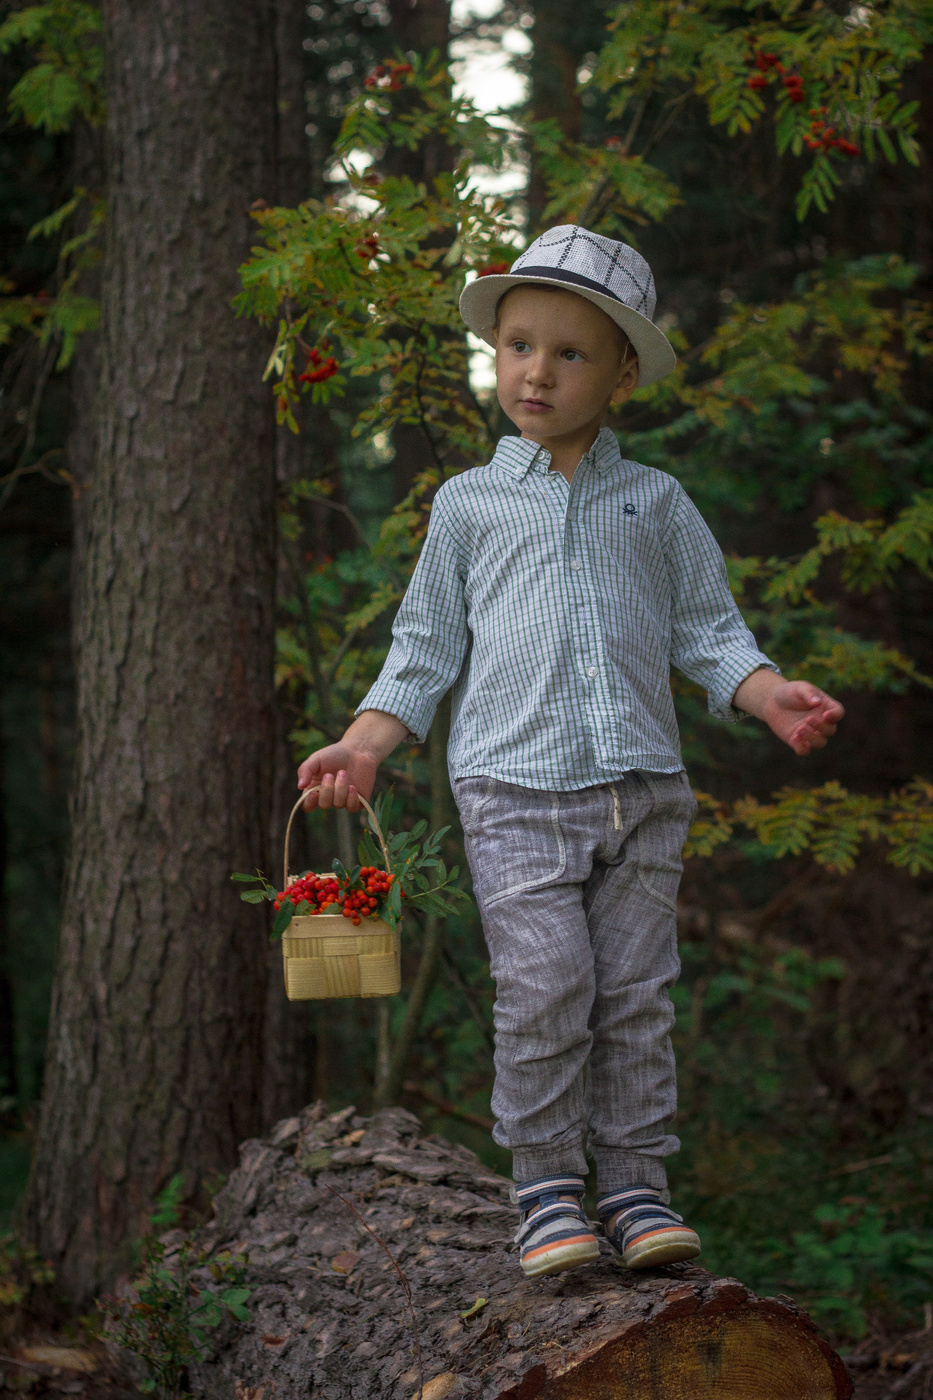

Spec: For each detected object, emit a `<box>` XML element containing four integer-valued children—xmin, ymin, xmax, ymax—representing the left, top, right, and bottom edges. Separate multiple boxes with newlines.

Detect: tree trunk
<box><xmin>22</xmin><ymin>0</ymin><xmax>280</xmax><ymax>1306</ymax></box>
<box><xmin>0</xmin><ymin>698</ymin><xmax>15</xmax><ymax>1113</ymax></box>
<box><xmin>259</xmin><ymin>0</ymin><xmax>322</xmax><ymax>1133</ymax></box>
<box><xmin>526</xmin><ymin>0</ymin><xmax>586</xmax><ymax>230</ymax></box>
<box><xmin>180</xmin><ymin>1104</ymin><xmax>852</xmax><ymax>1400</ymax></box>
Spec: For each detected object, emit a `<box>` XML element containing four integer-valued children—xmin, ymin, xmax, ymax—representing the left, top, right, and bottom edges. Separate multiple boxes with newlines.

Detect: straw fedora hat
<box><xmin>459</xmin><ymin>224</ymin><xmax>676</xmax><ymax>388</ymax></box>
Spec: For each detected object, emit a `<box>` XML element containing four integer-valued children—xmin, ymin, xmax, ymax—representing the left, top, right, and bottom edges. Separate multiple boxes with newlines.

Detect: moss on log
<box><xmin>180</xmin><ymin>1103</ymin><xmax>851</xmax><ymax>1400</ymax></box>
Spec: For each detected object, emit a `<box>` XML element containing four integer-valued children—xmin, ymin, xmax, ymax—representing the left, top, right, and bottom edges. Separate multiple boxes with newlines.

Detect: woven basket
<box><xmin>280</xmin><ymin>790</ymin><xmax>400</xmax><ymax>1001</ymax></box>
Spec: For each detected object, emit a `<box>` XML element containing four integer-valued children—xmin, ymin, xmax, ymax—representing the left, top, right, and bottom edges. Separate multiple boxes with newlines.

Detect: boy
<box><xmin>297</xmin><ymin>225</ymin><xmax>843</xmax><ymax>1279</ymax></box>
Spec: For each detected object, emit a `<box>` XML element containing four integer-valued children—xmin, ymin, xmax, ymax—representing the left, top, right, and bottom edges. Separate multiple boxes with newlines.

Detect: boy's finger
<box><xmin>316</xmin><ymin>772</ymin><xmax>336</xmax><ymax>809</ymax></box>
<box><xmin>346</xmin><ymin>784</ymin><xmax>361</xmax><ymax>814</ymax></box>
<box><xmin>332</xmin><ymin>770</ymin><xmax>350</xmax><ymax>808</ymax></box>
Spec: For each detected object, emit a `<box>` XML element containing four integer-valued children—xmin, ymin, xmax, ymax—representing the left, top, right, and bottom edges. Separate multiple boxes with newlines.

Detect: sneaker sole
<box><xmin>521</xmin><ymin>1237</ymin><xmax>601</xmax><ymax>1278</ymax></box>
<box><xmin>613</xmin><ymin>1229</ymin><xmax>702</xmax><ymax>1270</ymax></box>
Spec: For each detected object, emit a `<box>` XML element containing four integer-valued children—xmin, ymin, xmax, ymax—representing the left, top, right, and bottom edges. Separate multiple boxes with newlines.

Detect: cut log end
<box><xmin>528</xmin><ymin>1303</ymin><xmax>850</xmax><ymax>1400</ymax></box>
<box><xmin>183</xmin><ymin>1104</ymin><xmax>852</xmax><ymax>1400</ymax></box>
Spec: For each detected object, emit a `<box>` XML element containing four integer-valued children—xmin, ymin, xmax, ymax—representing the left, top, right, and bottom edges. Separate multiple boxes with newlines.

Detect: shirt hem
<box><xmin>450</xmin><ymin>760</ymin><xmax>686</xmax><ymax>792</ymax></box>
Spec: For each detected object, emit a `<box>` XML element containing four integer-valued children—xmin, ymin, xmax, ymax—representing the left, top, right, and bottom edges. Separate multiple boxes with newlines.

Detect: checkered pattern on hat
<box><xmin>510</xmin><ymin>226</ymin><xmax>657</xmax><ymax>321</ymax></box>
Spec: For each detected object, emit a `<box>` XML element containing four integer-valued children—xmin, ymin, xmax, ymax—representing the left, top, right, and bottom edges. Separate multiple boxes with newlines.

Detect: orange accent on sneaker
<box><xmin>523</xmin><ymin>1233</ymin><xmax>596</xmax><ymax>1262</ymax></box>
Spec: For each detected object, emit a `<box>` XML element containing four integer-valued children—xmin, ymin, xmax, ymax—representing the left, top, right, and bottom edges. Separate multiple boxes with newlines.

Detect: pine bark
<box><xmin>22</xmin><ymin>0</ymin><xmax>281</xmax><ymax>1305</ymax></box>
<box><xmin>181</xmin><ymin>1104</ymin><xmax>852</xmax><ymax>1400</ymax></box>
<box><xmin>526</xmin><ymin>0</ymin><xmax>586</xmax><ymax>230</ymax></box>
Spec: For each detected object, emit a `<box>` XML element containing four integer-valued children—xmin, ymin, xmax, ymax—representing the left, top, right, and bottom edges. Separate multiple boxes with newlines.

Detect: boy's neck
<box><xmin>520</xmin><ymin>423</ymin><xmax>603</xmax><ymax>483</ymax></box>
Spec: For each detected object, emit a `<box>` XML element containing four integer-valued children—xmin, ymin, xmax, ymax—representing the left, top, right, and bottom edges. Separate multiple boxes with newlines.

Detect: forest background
<box><xmin>0</xmin><ymin>0</ymin><xmax>932</xmax><ymax>1347</ymax></box>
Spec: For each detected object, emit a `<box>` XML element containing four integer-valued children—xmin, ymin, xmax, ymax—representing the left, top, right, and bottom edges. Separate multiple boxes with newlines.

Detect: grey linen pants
<box><xmin>454</xmin><ymin>771</ymin><xmax>697</xmax><ymax>1194</ymax></box>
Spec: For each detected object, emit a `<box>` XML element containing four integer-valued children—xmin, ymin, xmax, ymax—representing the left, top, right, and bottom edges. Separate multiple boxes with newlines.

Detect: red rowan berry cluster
<box><xmin>746</xmin><ymin>51</ymin><xmax>804</xmax><ymax>101</ymax></box>
<box><xmin>354</xmin><ymin>232</ymin><xmax>380</xmax><ymax>260</ymax></box>
<box><xmin>275</xmin><ymin>873</ymin><xmax>341</xmax><ymax>913</ymax></box>
<box><xmin>273</xmin><ymin>866</ymin><xmax>397</xmax><ymax>927</ymax></box>
<box><xmin>299</xmin><ymin>347</ymin><xmax>338</xmax><ymax>384</ymax></box>
<box><xmin>805</xmin><ymin>107</ymin><xmax>860</xmax><ymax>157</ymax></box>
<box><xmin>364</xmin><ymin>61</ymin><xmax>413</xmax><ymax>92</ymax></box>
<box><xmin>477</xmin><ymin>261</ymin><xmax>509</xmax><ymax>277</ymax></box>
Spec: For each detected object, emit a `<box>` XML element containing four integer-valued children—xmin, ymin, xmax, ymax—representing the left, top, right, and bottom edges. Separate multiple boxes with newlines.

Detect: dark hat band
<box><xmin>505</xmin><ymin>264</ymin><xmax>630</xmax><ymax>305</ymax></box>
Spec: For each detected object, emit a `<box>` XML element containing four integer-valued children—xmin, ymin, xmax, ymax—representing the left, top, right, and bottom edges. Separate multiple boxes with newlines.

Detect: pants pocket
<box><xmin>462</xmin><ymin>784</ymin><xmax>567</xmax><ymax>908</ymax></box>
<box><xmin>633</xmin><ymin>773</ymin><xmax>696</xmax><ymax>912</ymax></box>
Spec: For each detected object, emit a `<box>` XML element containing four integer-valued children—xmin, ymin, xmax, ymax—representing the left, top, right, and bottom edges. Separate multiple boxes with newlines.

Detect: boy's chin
<box><xmin>508</xmin><ymin>406</ymin><xmax>559</xmax><ymax>435</ymax></box>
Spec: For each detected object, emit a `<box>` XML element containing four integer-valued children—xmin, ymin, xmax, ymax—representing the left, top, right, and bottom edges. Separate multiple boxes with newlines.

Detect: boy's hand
<box><xmin>733</xmin><ymin>671</ymin><xmax>844</xmax><ymax>755</ymax></box>
<box><xmin>297</xmin><ymin>709</ymin><xmax>408</xmax><ymax>812</ymax></box>
<box><xmin>762</xmin><ymin>681</ymin><xmax>844</xmax><ymax>755</ymax></box>
<box><xmin>297</xmin><ymin>742</ymin><xmax>377</xmax><ymax>813</ymax></box>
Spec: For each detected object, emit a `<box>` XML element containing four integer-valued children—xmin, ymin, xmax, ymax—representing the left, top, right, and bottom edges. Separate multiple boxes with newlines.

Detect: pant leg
<box><xmin>453</xmin><ymin>777</ymin><xmax>602</xmax><ymax>1181</ymax></box>
<box><xmin>585</xmin><ymin>770</ymin><xmax>697</xmax><ymax>1195</ymax></box>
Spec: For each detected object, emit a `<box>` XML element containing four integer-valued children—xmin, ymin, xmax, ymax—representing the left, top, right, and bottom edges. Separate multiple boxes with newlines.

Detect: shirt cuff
<box><xmin>710</xmin><ymin>654</ymin><xmax>781</xmax><ymax>722</ymax></box>
<box><xmin>355</xmin><ymin>679</ymin><xmax>438</xmax><ymax>744</ymax></box>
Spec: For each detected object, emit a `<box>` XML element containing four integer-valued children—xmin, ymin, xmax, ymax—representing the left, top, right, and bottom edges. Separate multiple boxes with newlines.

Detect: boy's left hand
<box><xmin>760</xmin><ymin>680</ymin><xmax>845</xmax><ymax>755</ymax></box>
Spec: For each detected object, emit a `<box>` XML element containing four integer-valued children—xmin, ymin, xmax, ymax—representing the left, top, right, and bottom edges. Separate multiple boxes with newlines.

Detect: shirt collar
<box><xmin>492</xmin><ymin>426</ymin><xmax>622</xmax><ymax>479</ymax></box>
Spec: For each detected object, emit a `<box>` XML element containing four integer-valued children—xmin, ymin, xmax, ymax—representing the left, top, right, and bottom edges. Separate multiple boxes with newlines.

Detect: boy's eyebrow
<box><xmin>500</xmin><ymin>323</ymin><xmax>589</xmax><ymax>346</ymax></box>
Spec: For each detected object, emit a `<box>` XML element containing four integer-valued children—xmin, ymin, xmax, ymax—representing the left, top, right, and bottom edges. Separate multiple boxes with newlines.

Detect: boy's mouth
<box><xmin>519</xmin><ymin>397</ymin><xmax>552</xmax><ymax>412</ymax></box>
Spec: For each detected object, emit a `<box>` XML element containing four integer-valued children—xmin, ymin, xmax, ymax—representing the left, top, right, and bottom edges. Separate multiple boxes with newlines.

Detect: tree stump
<box><xmin>182</xmin><ymin>1103</ymin><xmax>852</xmax><ymax>1400</ymax></box>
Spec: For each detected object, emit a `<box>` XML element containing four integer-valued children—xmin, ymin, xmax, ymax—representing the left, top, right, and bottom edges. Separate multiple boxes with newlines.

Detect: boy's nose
<box><xmin>525</xmin><ymin>354</ymin><xmax>554</xmax><ymax>386</ymax></box>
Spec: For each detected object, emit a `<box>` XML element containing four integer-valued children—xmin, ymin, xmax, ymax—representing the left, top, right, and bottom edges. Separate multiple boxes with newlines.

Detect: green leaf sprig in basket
<box><xmin>232</xmin><ymin>790</ymin><xmax>468</xmax><ymax>939</ymax></box>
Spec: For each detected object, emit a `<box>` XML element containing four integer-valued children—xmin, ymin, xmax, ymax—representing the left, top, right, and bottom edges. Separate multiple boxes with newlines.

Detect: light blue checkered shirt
<box><xmin>358</xmin><ymin>427</ymin><xmax>777</xmax><ymax>790</ymax></box>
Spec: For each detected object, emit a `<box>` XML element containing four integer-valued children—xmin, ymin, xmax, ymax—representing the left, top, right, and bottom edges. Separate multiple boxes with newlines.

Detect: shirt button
<box><xmin>570</xmin><ymin>559</ymin><xmax>582</xmax><ymax>571</ymax></box>
<box><xmin>586</xmin><ymin>665</ymin><xmax>598</xmax><ymax>678</ymax></box>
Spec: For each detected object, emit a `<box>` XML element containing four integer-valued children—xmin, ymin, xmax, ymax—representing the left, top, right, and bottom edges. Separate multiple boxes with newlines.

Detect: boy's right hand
<box><xmin>297</xmin><ymin>742</ymin><xmax>378</xmax><ymax>814</ymax></box>
<box><xmin>297</xmin><ymin>710</ymin><xmax>409</xmax><ymax>812</ymax></box>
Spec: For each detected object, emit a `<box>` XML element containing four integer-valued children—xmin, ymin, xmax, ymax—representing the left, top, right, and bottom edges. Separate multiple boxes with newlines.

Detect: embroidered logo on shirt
<box><xmin>623</xmin><ymin>503</ymin><xmax>638</xmax><ymax>515</ymax></box>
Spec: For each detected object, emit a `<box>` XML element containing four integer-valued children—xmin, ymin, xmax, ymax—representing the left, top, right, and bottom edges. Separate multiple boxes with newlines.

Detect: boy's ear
<box><xmin>610</xmin><ymin>356</ymin><xmax>639</xmax><ymax>404</ymax></box>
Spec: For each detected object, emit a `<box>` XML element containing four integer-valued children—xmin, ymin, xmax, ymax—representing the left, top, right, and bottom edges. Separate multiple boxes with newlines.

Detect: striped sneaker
<box><xmin>597</xmin><ymin>1186</ymin><xmax>701</xmax><ymax>1269</ymax></box>
<box><xmin>511</xmin><ymin>1176</ymin><xmax>600</xmax><ymax>1279</ymax></box>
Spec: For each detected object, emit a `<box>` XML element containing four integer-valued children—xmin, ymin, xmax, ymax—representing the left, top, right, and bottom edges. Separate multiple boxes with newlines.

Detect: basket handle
<box><xmin>283</xmin><ymin>787</ymin><xmax>392</xmax><ymax>890</ymax></box>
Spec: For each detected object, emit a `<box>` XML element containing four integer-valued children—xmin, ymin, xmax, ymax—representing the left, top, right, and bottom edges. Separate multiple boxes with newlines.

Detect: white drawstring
<box><xmin>609</xmin><ymin>782</ymin><xmax>623</xmax><ymax>830</ymax></box>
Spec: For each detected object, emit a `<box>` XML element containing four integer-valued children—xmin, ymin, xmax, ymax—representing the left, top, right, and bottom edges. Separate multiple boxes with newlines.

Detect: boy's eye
<box><xmin>562</xmin><ymin>349</ymin><xmax>582</xmax><ymax>361</ymax></box>
<box><xmin>512</xmin><ymin>340</ymin><xmax>530</xmax><ymax>353</ymax></box>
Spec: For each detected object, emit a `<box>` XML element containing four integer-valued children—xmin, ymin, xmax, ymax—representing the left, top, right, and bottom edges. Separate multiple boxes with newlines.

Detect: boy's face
<box><xmin>494</xmin><ymin>286</ymin><xmax>638</xmax><ymax>446</ymax></box>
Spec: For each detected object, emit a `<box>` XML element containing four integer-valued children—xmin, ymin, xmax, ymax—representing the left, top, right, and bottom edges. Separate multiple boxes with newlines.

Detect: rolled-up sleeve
<box><xmin>356</xmin><ymin>494</ymin><xmax>469</xmax><ymax>741</ymax></box>
<box><xmin>664</xmin><ymin>485</ymin><xmax>779</xmax><ymax>720</ymax></box>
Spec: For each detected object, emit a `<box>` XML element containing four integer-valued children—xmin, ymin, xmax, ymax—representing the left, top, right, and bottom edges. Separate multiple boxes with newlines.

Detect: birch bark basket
<box><xmin>179</xmin><ymin>1103</ymin><xmax>852</xmax><ymax>1400</ymax></box>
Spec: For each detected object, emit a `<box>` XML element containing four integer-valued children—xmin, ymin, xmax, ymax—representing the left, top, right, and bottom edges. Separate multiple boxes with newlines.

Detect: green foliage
<box><xmin>360</xmin><ymin>790</ymin><xmax>469</xmax><ymax>924</ymax></box>
<box><xmin>0</xmin><ymin>1230</ymin><xmax>54</xmax><ymax>1312</ymax></box>
<box><xmin>779</xmin><ymin>1204</ymin><xmax>933</xmax><ymax>1337</ymax></box>
<box><xmin>235</xmin><ymin>57</ymin><xmax>521</xmax><ymax>759</ymax></box>
<box><xmin>238</xmin><ymin>54</ymin><xmax>510</xmax><ymax>464</ymax></box>
<box><xmin>149</xmin><ymin>1174</ymin><xmax>186</xmax><ymax>1231</ymax></box>
<box><xmin>528</xmin><ymin>116</ymin><xmax>680</xmax><ymax>237</ymax></box>
<box><xmin>671</xmin><ymin>932</ymin><xmax>933</xmax><ymax>1336</ymax></box>
<box><xmin>0</xmin><ymin>1</ymin><xmax>103</xmax><ymax>132</ymax></box>
<box><xmin>98</xmin><ymin>1239</ymin><xmax>250</xmax><ymax>1400</ymax></box>
<box><xmin>0</xmin><ymin>186</ymin><xmax>103</xmax><ymax>368</ymax></box>
<box><xmin>592</xmin><ymin>0</ymin><xmax>930</xmax><ymax>217</ymax></box>
<box><xmin>685</xmin><ymin>779</ymin><xmax>933</xmax><ymax>874</ymax></box>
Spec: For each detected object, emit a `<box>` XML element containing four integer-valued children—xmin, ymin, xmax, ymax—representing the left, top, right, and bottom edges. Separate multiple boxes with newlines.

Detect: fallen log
<box><xmin>181</xmin><ymin>1102</ymin><xmax>852</xmax><ymax>1400</ymax></box>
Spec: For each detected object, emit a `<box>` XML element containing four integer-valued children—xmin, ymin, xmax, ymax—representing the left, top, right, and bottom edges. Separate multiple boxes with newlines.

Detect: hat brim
<box><xmin>459</xmin><ymin>273</ymin><xmax>676</xmax><ymax>388</ymax></box>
